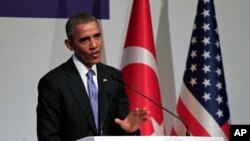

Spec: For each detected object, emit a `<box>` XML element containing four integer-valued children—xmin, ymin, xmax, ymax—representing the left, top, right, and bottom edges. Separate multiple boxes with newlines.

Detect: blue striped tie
<box><xmin>86</xmin><ymin>69</ymin><xmax>98</xmax><ymax>130</ymax></box>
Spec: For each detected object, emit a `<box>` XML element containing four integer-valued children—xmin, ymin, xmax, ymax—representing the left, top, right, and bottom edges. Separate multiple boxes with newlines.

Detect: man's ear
<box><xmin>65</xmin><ymin>39</ymin><xmax>74</xmax><ymax>51</ymax></box>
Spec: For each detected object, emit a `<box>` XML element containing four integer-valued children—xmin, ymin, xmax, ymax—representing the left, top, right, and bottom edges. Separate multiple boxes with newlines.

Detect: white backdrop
<box><xmin>0</xmin><ymin>0</ymin><xmax>249</xmax><ymax>140</ymax></box>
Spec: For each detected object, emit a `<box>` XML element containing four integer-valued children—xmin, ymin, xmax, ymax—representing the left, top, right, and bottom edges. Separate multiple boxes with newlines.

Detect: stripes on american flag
<box><xmin>171</xmin><ymin>0</ymin><xmax>230</xmax><ymax>141</ymax></box>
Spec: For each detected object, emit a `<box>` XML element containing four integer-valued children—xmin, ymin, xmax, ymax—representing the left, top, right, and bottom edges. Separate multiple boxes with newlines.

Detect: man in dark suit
<box><xmin>36</xmin><ymin>13</ymin><xmax>149</xmax><ymax>141</ymax></box>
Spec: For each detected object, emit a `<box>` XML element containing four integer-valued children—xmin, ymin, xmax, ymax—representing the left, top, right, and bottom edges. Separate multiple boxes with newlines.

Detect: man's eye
<box><xmin>80</xmin><ymin>37</ymin><xmax>89</xmax><ymax>43</ymax></box>
<box><xmin>94</xmin><ymin>33</ymin><xmax>101</xmax><ymax>39</ymax></box>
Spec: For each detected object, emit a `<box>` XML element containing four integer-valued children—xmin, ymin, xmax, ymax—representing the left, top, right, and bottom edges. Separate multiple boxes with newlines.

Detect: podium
<box><xmin>77</xmin><ymin>136</ymin><xmax>224</xmax><ymax>141</ymax></box>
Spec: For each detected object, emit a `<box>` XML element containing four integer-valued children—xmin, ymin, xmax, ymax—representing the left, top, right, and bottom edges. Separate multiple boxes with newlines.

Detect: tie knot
<box><xmin>86</xmin><ymin>69</ymin><xmax>95</xmax><ymax>79</ymax></box>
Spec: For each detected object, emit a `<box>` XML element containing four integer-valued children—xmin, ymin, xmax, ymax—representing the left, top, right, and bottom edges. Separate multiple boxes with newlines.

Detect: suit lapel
<box><xmin>64</xmin><ymin>58</ymin><xmax>98</xmax><ymax>134</ymax></box>
<box><xmin>96</xmin><ymin>64</ymin><xmax>114</xmax><ymax>133</ymax></box>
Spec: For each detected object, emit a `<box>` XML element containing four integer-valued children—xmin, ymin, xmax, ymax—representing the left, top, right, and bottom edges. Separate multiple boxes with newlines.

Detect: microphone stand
<box><xmin>112</xmin><ymin>76</ymin><xmax>190</xmax><ymax>136</ymax></box>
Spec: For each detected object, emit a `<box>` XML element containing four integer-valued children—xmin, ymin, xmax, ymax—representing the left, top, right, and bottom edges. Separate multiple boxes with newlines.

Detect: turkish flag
<box><xmin>121</xmin><ymin>0</ymin><xmax>165</xmax><ymax>135</ymax></box>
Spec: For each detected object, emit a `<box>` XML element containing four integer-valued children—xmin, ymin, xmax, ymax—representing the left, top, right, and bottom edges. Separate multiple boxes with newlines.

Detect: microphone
<box><xmin>111</xmin><ymin>75</ymin><xmax>190</xmax><ymax>136</ymax></box>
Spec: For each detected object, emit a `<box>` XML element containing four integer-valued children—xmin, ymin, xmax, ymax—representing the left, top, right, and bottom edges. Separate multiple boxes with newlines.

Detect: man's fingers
<box><xmin>114</xmin><ymin>118</ymin><xmax>122</xmax><ymax>124</ymax></box>
<box><xmin>136</xmin><ymin>107</ymin><xmax>150</xmax><ymax>118</ymax></box>
<box><xmin>128</xmin><ymin>107</ymin><xmax>150</xmax><ymax>122</ymax></box>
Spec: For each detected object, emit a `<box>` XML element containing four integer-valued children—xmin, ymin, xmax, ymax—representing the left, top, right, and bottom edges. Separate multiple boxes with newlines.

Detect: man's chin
<box><xmin>92</xmin><ymin>59</ymin><xmax>101</xmax><ymax>64</ymax></box>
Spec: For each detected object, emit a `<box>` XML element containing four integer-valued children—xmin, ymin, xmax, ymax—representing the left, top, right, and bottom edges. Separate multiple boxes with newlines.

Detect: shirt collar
<box><xmin>72</xmin><ymin>54</ymin><xmax>97</xmax><ymax>78</ymax></box>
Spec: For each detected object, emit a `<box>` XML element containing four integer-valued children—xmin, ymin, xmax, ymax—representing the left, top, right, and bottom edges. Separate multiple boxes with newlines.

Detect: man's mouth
<box><xmin>91</xmin><ymin>51</ymin><xmax>100</xmax><ymax>58</ymax></box>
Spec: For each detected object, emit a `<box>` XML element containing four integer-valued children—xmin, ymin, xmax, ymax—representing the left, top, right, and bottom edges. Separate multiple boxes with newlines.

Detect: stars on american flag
<box><xmin>202</xmin><ymin>0</ymin><xmax>210</xmax><ymax>4</ymax></box>
<box><xmin>202</xmin><ymin>23</ymin><xmax>210</xmax><ymax>31</ymax></box>
<box><xmin>190</xmin><ymin>64</ymin><xmax>197</xmax><ymax>72</ymax></box>
<box><xmin>190</xmin><ymin>50</ymin><xmax>197</xmax><ymax>58</ymax></box>
<box><xmin>201</xmin><ymin>9</ymin><xmax>210</xmax><ymax>18</ymax></box>
<box><xmin>202</xmin><ymin>51</ymin><xmax>211</xmax><ymax>59</ymax></box>
<box><xmin>202</xmin><ymin>36</ymin><xmax>210</xmax><ymax>46</ymax></box>
<box><xmin>202</xmin><ymin>64</ymin><xmax>211</xmax><ymax>73</ymax></box>
<box><xmin>202</xmin><ymin>92</ymin><xmax>211</xmax><ymax>101</ymax></box>
<box><xmin>216</xmin><ymin>109</ymin><xmax>223</xmax><ymax>118</ymax></box>
<box><xmin>172</xmin><ymin>1</ymin><xmax>230</xmax><ymax>140</ymax></box>
<box><xmin>202</xmin><ymin>78</ymin><xmax>211</xmax><ymax>87</ymax></box>
<box><xmin>216</xmin><ymin>81</ymin><xmax>223</xmax><ymax>90</ymax></box>
<box><xmin>215</xmin><ymin>67</ymin><xmax>222</xmax><ymax>76</ymax></box>
<box><xmin>191</xmin><ymin>37</ymin><xmax>197</xmax><ymax>45</ymax></box>
<box><xmin>189</xmin><ymin>77</ymin><xmax>197</xmax><ymax>86</ymax></box>
<box><xmin>183</xmin><ymin>0</ymin><xmax>230</xmax><ymax>127</ymax></box>
<box><xmin>216</xmin><ymin>95</ymin><xmax>223</xmax><ymax>104</ymax></box>
<box><xmin>215</xmin><ymin>54</ymin><xmax>221</xmax><ymax>62</ymax></box>
<box><xmin>215</xmin><ymin>40</ymin><xmax>220</xmax><ymax>48</ymax></box>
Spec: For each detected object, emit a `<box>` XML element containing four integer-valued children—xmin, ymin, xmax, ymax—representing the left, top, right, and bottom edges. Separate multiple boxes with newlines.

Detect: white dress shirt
<box><xmin>72</xmin><ymin>54</ymin><xmax>98</xmax><ymax>96</ymax></box>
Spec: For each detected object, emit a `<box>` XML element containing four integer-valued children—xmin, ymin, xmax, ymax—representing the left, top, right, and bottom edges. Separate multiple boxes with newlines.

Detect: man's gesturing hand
<box><xmin>114</xmin><ymin>107</ymin><xmax>150</xmax><ymax>133</ymax></box>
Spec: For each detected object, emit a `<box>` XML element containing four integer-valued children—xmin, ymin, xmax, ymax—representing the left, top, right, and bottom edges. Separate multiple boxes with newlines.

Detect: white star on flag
<box><xmin>151</xmin><ymin>118</ymin><xmax>165</xmax><ymax>136</ymax></box>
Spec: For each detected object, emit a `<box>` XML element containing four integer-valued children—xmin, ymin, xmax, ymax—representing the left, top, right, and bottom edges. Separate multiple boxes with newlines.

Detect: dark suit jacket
<box><xmin>37</xmin><ymin>57</ymin><xmax>136</xmax><ymax>141</ymax></box>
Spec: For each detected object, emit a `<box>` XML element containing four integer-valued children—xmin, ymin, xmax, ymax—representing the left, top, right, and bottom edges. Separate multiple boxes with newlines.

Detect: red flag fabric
<box><xmin>171</xmin><ymin>0</ymin><xmax>230</xmax><ymax>141</ymax></box>
<box><xmin>121</xmin><ymin>0</ymin><xmax>165</xmax><ymax>135</ymax></box>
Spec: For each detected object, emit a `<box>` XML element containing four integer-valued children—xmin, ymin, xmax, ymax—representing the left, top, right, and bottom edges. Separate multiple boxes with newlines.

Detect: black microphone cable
<box><xmin>112</xmin><ymin>75</ymin><xmax>190</xmax><ymax>136</ymax></box>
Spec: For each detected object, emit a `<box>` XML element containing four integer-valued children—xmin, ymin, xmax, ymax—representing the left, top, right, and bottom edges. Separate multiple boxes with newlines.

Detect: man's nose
<box><xmin>90</xmin><ymin>38</ymin><xmax>97</xmax><ymax>48</ymax></box>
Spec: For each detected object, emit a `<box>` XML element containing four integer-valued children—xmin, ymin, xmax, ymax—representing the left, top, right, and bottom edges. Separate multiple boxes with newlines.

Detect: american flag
<box><xmin>171</xmin><ymin>0</ymin><xmax>230</xmax><ymax>141</ymax></box>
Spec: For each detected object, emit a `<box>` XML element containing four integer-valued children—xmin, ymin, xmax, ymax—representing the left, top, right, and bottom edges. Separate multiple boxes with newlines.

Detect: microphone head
<box><xmin>111</xmin><ymin>75</ymin><xmax>121</xmax><ymax>82</ymax></box>
<box><xmin>111</xmin><ymin>75</ymin><xmax>116</xmax><ymax>80</ymax></box>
